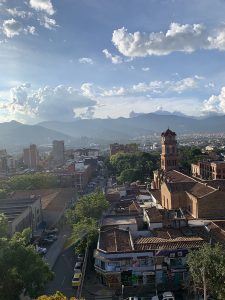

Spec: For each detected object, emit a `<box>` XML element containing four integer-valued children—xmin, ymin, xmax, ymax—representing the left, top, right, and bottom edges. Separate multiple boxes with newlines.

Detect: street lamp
<box><xmin>121</xmin><ymin>284</ymin><xmax>124</xmax><ymax>299</ymax></box>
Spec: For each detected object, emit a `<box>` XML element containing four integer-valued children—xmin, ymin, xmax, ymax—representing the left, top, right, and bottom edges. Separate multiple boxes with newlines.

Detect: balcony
<box><xmin>94</xmin><ymin>263</ymin><xmax>155</xmax><ymax>273</ymax></box>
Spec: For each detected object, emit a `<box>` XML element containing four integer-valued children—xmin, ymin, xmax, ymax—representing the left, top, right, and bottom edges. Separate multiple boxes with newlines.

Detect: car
<box><xmin>72</xmin><ymin>272</ymin><xmax>82</xmax><ymax>287</ymax></box>
<box><xmin>36</xmin><ymin>246</ymin><xmax>47</xmax><ymax>255</ymax></box>
<box><xmin>47</xmin><ymin>234</ymin><xmax>57</xmax><ymax>241</ymax></box>
<box><xmin>43</xmin><ymin>237</ymin><xmax>55</xmax><ymax>244</ymax></box>
<box><xmin>44</xmin><ymin>228</ymin><xmax>58</xmax><ymax>234</ymax></box>
<box><xmin>77</xmin><ymin>254</ymin><xmax>84</xmax><ymax>262</ymax></box>
<box><xmin>74</xmin><ymin>261</ymin><xmax>83</xmax><ymax>272</ymax></box>
<box><xmin>152</xmin><ymin>291</ymin><xmax>175</xmax><ymax>300</ymax></box>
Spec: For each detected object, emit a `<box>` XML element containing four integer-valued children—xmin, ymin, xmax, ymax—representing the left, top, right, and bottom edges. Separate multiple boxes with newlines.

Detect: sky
<box><xmin>1</xmin><ymin>0</ymin><xmax>225</xmax><ymax>123</ymax></box>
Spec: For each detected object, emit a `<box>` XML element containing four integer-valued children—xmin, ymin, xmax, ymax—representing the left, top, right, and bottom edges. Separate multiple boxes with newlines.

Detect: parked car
<box><xmin>44</xmin><ymin>228</ymin><xmax>58</xmax><ymax>234</ymax></box>
<box><xmin>152</xmin><ymin>291</ymin><xmax>175</xmax><ymax>300</ymax></box>
<box><xmin>36</xmin><ymin>246</ymin><xmax>47</xmax><ymax>255</ymax></box>
<box><xmin>74</xmin><ymin>261</ymin><xmax>83</xmax><ymax>272</ymax></box>
<box><xmin>77</xmin><ymin>253</ymin><xmax>84</xmax><ymax>262</ymax></box>
<box><xmin>47</xmin><ymin>234</ymin><xmax>57</xmax><ymax>241</ymax></box>
<box><xmin>72</xmin><ymin>272</ymin><xmax>82</xmax><ymax>287</ymax></box>
<box><xmin>43</xmin><ymin>237</ymin><xmax>55</xmax><ymax>244</ymax></box>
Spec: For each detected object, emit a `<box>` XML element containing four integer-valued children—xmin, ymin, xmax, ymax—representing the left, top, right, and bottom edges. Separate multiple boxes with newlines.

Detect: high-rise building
<box><xmin>160</xmin><ymin>128</ymin><xmax>178</xmax><ymax>171</ymax></box>
<box><xmin>23</xmin><ymin>144</ymin><xmax>39</xmax><ymax>169</ymax></box>
<box><xmin>52</xmin><ymin>140</ymin><xmax>65</xmax><ymax>166</ymax></box>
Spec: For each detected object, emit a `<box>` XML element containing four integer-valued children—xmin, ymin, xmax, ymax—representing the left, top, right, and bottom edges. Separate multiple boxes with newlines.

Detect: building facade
<box><xmin>52</xmin><ymin>140</ymin><xmax>65</xmax><ymax>166</ymax></box>
<box><xmin>23</xmin><ymin>144</ymin><xmax>39</xmax><ymax>169</ymax></box>
<box><xmin>192</xmin><ymin>160</ymin><xmax>225</xmax><ymax>180</ymax></box>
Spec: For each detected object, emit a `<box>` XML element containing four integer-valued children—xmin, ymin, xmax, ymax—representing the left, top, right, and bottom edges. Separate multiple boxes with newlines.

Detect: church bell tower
<box><xmin>161</xmin><ymin>128</ymin><xmax>178</xmax><ymax>171</ymax></box>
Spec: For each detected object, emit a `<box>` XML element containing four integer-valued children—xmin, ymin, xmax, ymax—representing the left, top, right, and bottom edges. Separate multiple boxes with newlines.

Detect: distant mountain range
<box><xmin>1</xmin><ymin>113</ymin><xmax>225</xmax><ymax>150</ymax></box>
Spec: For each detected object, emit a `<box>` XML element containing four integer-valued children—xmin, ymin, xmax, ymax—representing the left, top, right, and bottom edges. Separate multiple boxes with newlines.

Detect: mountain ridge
<box><xmin>0</xmin><ymin>113</ymin><xmax>225</xmax><ymax>149</ymax></box>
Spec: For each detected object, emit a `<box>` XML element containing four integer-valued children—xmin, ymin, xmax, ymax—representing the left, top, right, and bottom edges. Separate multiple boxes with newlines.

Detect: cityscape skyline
<box><xmin>1</xmin><ymin>0</ymin><xmax>225</xmax><ymax>123</ymax></box>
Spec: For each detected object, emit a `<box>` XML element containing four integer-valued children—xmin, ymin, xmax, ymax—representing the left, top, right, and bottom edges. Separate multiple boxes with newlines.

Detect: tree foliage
<box><xmin>0</xmin><ymin>229</ymin><xmax>53</xmax><ymax>300</ymax></box>
<box><xmin>74</xmin><ymin>191</ymin><xmax>109</xmax><ymax>222</ymax></box>
<box><xmin>188</xmin><ymin>243</ymin><xmax>225</xmax><ymax>299</ymax></box>
<box><xmin>179</xmin><ymin>146</ymin><xmax>207</xmax><ymax>173</ymax></box>
<box><xmin>36</xmin><ymin>291</ymin><xmax>84</xmax><ymax>299</ymax></box>
<box><xmin>108</xmin><ymin>152</ymin><xmax>160</xmax><ymax>183</ymax></box>
<box><xmin>7</xmin><ymin>173</ymin><xmax>58</xmax><ymax>190</ymax></box>
<box><xmin>0</xmin><ymin>188</ymin><xmax>7</xmax><ymax>199</ymax></box>
<box><xmin>0</xmin><ymin>173</ymin><xmax>59</xmax><ymax>192</ymax></box>
<box><xmin>67</xmin><ymin>191</ymin><xmax>109</xmax><ymax>251</ymax></box>
<box><xmin>0</xmin><ymin>213</ymin><xmax>8</xmax><ymax>238</ymax></box>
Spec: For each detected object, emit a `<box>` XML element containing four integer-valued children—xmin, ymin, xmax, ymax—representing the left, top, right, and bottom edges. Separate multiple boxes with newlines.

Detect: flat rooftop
<box><xmin>102</xmin><ymin>215</ymin><xmax>137</xmax><ymax>227</ymax></box>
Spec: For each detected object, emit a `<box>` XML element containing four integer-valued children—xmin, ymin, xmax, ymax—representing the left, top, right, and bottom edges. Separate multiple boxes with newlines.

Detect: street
<box><xmin>44</xmin><ymin>245</ymin><xmax>77</xmax><ymax>298</ymax></box>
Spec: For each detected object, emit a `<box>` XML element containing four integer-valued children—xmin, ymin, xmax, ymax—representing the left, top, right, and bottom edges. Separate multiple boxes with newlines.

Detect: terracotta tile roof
<box><xmin>207</xmin><ymin>221</ymin><xmax>225</xmax><ymax>246</ymax></box>
<box><xmin>154</xmin><ymin>228</ymin><xmax>186</xmax><ymax>239</ymax></box>
<box><xmin>166</xmin><ymin>182</ymin><xmax>196</xmax><ymax>193</ymax></box>
<box><xmin>165</xmin><ymin>170</ymin><xmax>196</xmax><ymax>183</ymax></box>
<box><xmin>186</xmin><ymin>182</ymin><xmax>216</xmax><ymax>198</ymax></box>
<box><xmin>11</xmin><ymin>188</ymin><xmax>76</xmax><ymax>211</ymax></box>
<box><xmin>98</xmin><ymin>227</ymin><xmax>133</xmax><ymax>252</ymax></box>
<box><xmin>166</xmin><ymin>181</ymin><xmax>216</xmax><ymax>198</ymax></box>
<box><xmin>206</xmin><ymin>180</ymin><xmax>225</xmax><ymax>191</ymax></box>
<box><xmin>145</xmin><ymin>207</ymin><xmax>163</xmax><ymax>223</ymax></box>
<box><xmin>134</xmin><ymin>236</ymin><xmax>204</xmax><ymax>251</ymax></box>
<box><xmin>150</xmin><ymin>190</ymin><xmax>161</xmax><ymax>202</ymax></box>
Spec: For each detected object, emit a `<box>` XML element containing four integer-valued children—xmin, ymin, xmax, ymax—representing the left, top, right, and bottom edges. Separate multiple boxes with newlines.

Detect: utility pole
<box><xmin>201</xmin><ymin>267</ymin><xmax>207</xmax><ymax>300</ymax></box>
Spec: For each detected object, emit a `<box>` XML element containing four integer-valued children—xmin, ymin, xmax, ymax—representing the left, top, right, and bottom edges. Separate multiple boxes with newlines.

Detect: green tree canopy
<box><xmin>67</xmin><ymin>191</ymin><xmax>109</xmax><ymax>252</ymax></box>
<box><xmin>7</xmin><ymin>173</ymin><xmax>58</xmax><ymax>190</ymax></box>
<box><xmin>0</xmin><ymin>230</ymin><xmax>53</xmax><ymax>300</ymax></box>
<box><xmin>72</xmin><ymin>217</ymin><xmax>99</xmax><ymax>253</ymax></box>
<box><xmin>73</xmin><ymin>191</ymin><xmax>109</xmax><ymax>221</ymax></box>
<box><xmin>117</xmin><ymin>168</ymin><xmax>142</xmax><ymax>184</ymax></box>
<box><xmin>108</xmin><ymin>152</ymin><xmax>160</xmax><ymax>183</ymax></box>
<box><xmin>0</xmin><ymin>213</ymin><xmax>8</xmax><ymax>238</ymax></box>
<box><xmin>188</xmin><ymin>243</ymin><xmax>225</xmax><ymax>299</ymax></box>
<box><xmin>179</xmin><ymin>146</ymin><xmax>207</xmax><ymax>173</ymax></box>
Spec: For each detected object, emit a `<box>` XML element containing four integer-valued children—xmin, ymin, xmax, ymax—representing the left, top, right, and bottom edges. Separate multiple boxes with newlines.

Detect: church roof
<box><xmin>161</xmin><ymin>128</ymin><xmax>176</xmax><ymax>137</ymax></box>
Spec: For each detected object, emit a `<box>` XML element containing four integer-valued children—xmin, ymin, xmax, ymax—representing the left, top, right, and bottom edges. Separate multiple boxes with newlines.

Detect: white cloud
<box><xmin>131</xmin><ymin>76</ymin><xmax>201</xmax><ymax>95</ymax></box>
<box><xmin>202</xmin><ymin>87</ymin><xmax>225</xmax><ymax>114</ymax></box>
<box><xmin>29</xmin><ymin>0</ymin><xmax>54</xmax><ymax>15</ymax></box>
<box><xmin>39</xmin><ymin>15</ymin><xmax>58</xmax><ymax>29</ymax></box>
<box><xmin>78</xmin><ymin>57</ymin><xmax>94</xmax><ymax>65</ymax></box>
<box><xmin>171</xmin><ymin>77</ymin><xmax>198</xmax><ymax>93</ymax></box>
<box><xmin>102</xmin><ymin>49</ymin><xmax>123</xmax><ymax>64</ymax></box>
<box><xmin>79</xmin><ymin>76</ymin><xmax>202</xmax><ymax>100</ymax></box>
<box><xmin>93</xmin><ymin>95</ymin><xmax>200</xmax><ymax>119</ymax></box>
<box><xmin>2</xmin><ymin>84</ymin><xmax>96</xmax><ymax>122</ymax></box>
<box><xmin>100</xmin><ymin>87</ymin><xmax>126</xmax><ymax>97</ymax></box>
<box><xmin>142</xmin><ymin>67</ymin><xmax>150</xmax><ymax>71</ymax></box>
<box><xmin>2</xmin><ymin>19</ymin><xmax>36</xmax><ymax>38</ymax></box>
<box><xmin>6</xmin><ymin>8</ymin><xmax>33</xmax><ymax>18</ymax></box>
<box><xmin>2</xmin><ymin>19</ymin><xmax>23</xmax><ymax>38</ymax></box>
<box><xmin>25</xmin><ymin>25</ymin><xmax>36</xmax><ymax>35</ymax></box>
<box><xmin>112</xmin><ymin>23</ymin><xmax>225</xmax><ymax>57</ymax></box>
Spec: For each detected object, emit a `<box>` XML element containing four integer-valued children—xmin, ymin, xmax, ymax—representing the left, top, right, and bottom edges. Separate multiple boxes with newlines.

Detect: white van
<box><xmin>152</xmin><ymin>291</ymin><xmax>175</xmax><ymax>300</ymax></box>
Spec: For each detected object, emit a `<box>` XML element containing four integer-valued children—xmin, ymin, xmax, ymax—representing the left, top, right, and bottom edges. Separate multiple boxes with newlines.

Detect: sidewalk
<box><xmin>45</xmin><ymin>226</ymin><xmax>71</xmax><ymax>269</ymax></box>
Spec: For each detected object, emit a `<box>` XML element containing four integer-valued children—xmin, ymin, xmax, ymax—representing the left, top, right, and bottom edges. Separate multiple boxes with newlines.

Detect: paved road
<box><xmin>45</xmin><ymin>245</ymin><xmax>77</xmax><ymax>298</ymax></box>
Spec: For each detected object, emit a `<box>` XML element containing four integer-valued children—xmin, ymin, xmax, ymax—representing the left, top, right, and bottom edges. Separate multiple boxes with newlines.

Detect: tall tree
<box><xmin>188</xmin><ymin>243</ymin><xmax>225</xmax><ymax>300</ymax></box>
<box><xmin>0</xmin><ymin>232</ymin><xmax>53</xmax><ymax>300</ymax></box>
<box><xmin>0</xmin><ymin>213</ymin><xmax>8</xmax><ymax>238</ymax></box>
<box><xmin>73</xmin><ymin>191</ymin><xmax>109</xmax><ymax>221</ymax></box>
